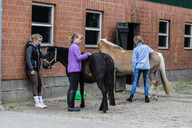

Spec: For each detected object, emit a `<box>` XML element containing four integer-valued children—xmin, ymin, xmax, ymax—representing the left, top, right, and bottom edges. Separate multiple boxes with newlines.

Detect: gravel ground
<box><xmin>2</xmin><ymin>81</ymin><xmax>192</xmax><ymax>128</ymax></box>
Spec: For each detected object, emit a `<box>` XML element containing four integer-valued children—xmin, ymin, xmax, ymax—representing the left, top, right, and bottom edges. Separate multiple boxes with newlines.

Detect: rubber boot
<box><xmin>127</xmin><ymin>94</ymin><xmax>134</xmax><ymax>102</ymax></box>
<box><xmin>67</xmin><ymin>91</ymin><xmax>80</xmax><ymax>111</ymax></box>
<box><xmin>145</xmin><ymin>96</ymin><xmax>150</xmax><ymax>103</ymax></box>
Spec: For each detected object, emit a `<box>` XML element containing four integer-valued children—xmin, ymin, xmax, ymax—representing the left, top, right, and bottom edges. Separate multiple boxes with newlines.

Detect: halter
<box><xmin>43</xmin><ymin>48</ymin><xmax>57</xmax><ymax>68</ymax></box>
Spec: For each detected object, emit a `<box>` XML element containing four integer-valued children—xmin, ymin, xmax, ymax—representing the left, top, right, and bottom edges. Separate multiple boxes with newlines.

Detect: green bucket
<box><xmin>75</xmin><ymin>90</ymin><xmax>86</xmax><ymax>100</ymax></box>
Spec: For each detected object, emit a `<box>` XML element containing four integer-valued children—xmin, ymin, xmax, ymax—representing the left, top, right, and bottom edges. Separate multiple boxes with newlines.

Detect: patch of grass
<box><xmin>9</xmin><ymin>106</ymin><xmax>15</xmax><ymax>109</ymax></box>
<box><xmin>172</xmin><ymin>80</ymin><xmax>192</xmax><ymax>94</ymax></box>
<box><xmin>185</xmin><ymin>80</ymin><xmax>192</xmax><ymax>85</ymax></box>
<box><xmin>120</xmin><ymin>90</ymin><xmax>131</xmax><ymax>95</ymax></box>
<box><xmin>59</xmin><ymin>99</ymin><xmax>67</xmax><ymax>102</ymax></box>
<box><xmin>90</xmin><ymin>93</ymin><xmax>100</xmax><ymax>96</ymax></box>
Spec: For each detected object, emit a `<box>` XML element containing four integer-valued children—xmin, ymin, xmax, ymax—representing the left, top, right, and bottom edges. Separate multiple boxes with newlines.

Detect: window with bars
<box><xmin>85</xmin><ymin>10</ymin><xmax>102</xmax><ymax>47</ymax></box>
<box><xmin>159</xmin><ymin>20</ymin><xmax>169</xmax><ymax>49</ymax></box>
<box><xmin>184</xmin><ymin>23</ymin><xmax>192</xmax><ymax>49</ymax></box>
<box><xmin>32</xmin><ymin>3</ymin><xmax>54</xmax><ymax>46</ymax></box>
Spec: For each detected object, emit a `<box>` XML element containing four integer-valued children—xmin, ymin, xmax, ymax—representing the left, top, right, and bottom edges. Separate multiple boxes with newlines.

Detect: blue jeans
<box><xmin>130</xmin><ymin>69</ymin><xmax>149</xmax><ymax>96</ymax></box>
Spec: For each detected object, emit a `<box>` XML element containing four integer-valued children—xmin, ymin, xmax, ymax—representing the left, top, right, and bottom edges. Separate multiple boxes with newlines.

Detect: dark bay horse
<box><xmin>42</xmin><ymin>46</ymin><xmax>116</xmax><ymax>113</ymax></box>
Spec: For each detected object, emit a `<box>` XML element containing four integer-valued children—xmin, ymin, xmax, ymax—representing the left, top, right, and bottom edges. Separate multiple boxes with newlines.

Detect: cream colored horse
<box><xmin>98</xmin><ymin>39</ymin><xmax>173</xmax><ymax>100</ymax></box>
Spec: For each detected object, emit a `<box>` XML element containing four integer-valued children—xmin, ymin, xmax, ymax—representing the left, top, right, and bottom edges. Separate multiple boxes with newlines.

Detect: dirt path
<box><xmin>2</xmin><ymin>82</ymin><xmax>192</xmax><ymax>128</ymax></box>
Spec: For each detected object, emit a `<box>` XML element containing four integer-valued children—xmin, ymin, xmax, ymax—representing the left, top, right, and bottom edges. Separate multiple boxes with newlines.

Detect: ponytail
<box><xmin>69</xmin><ymin>33</ymin><xmax>83</xmax><ymax>44</ymax></box>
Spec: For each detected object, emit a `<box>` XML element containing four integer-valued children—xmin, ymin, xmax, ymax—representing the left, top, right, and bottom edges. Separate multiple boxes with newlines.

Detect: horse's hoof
<box><xmin>110</xmin><ymin>104</ymin><xmax>116</xmax><ymax>106</ymax></box>
<box><xmin>80</xmin><ymin>104</ymin><xmax>85</xmax><ymax>108</ymax></box>
<box><xmin>152</xmin><ymin>97</ymin><xmax>158</xmax><ymax>101</ymax></box>
<box><xmin>110</xmin><ymin>102</ymin><xmax>116</xmax><ymax>106</ymax></box>
<box><xmin>103</xmin><ymin>110</ymin><xmax>106</xmax><ymax>113</ymax></box>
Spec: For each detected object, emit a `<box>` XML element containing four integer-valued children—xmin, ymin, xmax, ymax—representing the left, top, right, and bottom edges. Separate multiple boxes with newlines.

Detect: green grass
<box><xmin>172</xmin><ymin>80</ymin><xmax>192</xmax><ymax>94</ymax></box>
<box><xmin>9</xmin><ymin>106</ymin><xmax>15</xmax><ymax>109</ymax></box>
<box><xmin>120</xmin><ymin>90</ymin><xmax>131</xmax><ymax>95</ymax></box>
<box><xmin>59</xmin><ymin>99</ymin><xmax>67</xmax><ymax>102</ymax></box>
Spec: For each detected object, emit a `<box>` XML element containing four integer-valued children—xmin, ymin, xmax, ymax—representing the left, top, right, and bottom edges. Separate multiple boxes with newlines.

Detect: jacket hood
<box><xmin>26</xmin><ymin>41</ymin><xmax>40</xmax><ymax>48</ymax></box>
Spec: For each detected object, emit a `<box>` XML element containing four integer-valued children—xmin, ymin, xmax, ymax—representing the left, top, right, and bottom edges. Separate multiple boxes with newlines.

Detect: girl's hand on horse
<box><xmin>31</xmin><ymin>70</ymin><xmax>35</xmax><ymax>75</ymax></box>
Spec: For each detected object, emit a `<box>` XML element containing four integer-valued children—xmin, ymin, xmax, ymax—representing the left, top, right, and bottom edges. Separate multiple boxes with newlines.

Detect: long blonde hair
<box><xmin>69</xmin><ymin>33</ymin><xmax>83</xmax><ymax>43</ymax></box>
<box><xmin>29</xmin><ymin>33</ymin><xmax>43</xmax><ymax>42</ymax></box>
<box><xmin>134</xmin><ymin>36</ymin><xmax>143</xmax><ymax>45</ymax></box>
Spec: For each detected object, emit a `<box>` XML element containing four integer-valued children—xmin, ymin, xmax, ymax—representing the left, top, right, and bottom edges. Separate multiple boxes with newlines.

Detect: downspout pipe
<box><xmin>0</xmin><ymin>0</ymin><xmax>3</xmax><ymax>104</ymax></box>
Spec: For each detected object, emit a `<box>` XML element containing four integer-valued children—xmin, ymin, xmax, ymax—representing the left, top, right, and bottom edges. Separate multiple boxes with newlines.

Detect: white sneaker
<box><xmin>40</xmin><ymin>101</ymin><xmax>47</xmax><ymax>108</ymax></box>
<box><xmin>35</xmin><ymin>102</ymin><xmax>45</xmax><ymax>108</ymax></box>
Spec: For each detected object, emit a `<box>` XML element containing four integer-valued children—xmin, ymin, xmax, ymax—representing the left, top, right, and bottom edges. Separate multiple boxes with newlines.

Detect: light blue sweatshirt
<box><xmin>132</xmin><ymin>43</ymin><xmax>153</xmax><ymax>72</ymax></box>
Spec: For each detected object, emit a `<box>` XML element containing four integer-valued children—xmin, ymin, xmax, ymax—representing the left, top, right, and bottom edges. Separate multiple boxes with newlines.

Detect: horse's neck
<box><xmin>100</xmin><ymin>42</ymin><xmax>122</xmax><ymax>52</ymax></box>
<box><xmin>57</xmin><ymin>48</ymin><xmax>69</xmax><ymax>67</ymax></box>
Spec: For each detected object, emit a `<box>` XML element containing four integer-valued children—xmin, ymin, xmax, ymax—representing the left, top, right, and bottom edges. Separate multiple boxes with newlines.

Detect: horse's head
<box><xmin>42</xmin><ymin>46</ymin><xmax>58</xmax><ymax>69</ymax></box>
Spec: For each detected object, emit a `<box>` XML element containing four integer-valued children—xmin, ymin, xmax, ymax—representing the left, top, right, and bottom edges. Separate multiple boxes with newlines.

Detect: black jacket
<box><xmin>25</xmin><ymin>42</ymin><xmax>47</xmax><ymax>71</ymax></box>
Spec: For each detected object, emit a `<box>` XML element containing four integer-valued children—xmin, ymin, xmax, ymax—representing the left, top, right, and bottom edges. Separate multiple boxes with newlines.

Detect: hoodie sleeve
<box><xmin>39</xmin><ymin>47</ymin><xmax>48</xmax><ymax>59</ymax></box>
<box><xmin>148</xmin><ymin>46</ymin><xmax>154</xmax><ymax>54</ymax></box>
<box><xmin>74</xmin><ymin>45</ymin><xmax>90</xmax><ymax>61</ymax></box>
<box><xmin>26</xmin><ymin>46</ymin><xmax>34</xmax><ymax>71</ymax></box>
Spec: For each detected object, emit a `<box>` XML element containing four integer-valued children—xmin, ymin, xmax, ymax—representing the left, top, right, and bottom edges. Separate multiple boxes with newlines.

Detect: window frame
<box><xmin>85</xmin><ymin>10</ymin><xmax>102</xmax><ymax>47</ymax></box>
<box><xmin>32</xmin><ymin>2</ymin><xmax>54</xmax><ymax>46</ymax></box>
<box><xmin>184</xmin><ymin>23</ymin><xmax>192</xmax><ymax>49</ymax></box>
<box><xmin>158</xmin><ymin>20</ymin><xmax>169</xmax><ymax>49</ymax></box>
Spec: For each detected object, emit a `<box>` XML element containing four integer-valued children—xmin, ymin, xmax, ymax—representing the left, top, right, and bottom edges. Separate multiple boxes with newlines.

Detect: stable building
<box><xmin>0</xmin><ymin>0</ymin><xmax>192</xmax><ymax>103</ymax></box>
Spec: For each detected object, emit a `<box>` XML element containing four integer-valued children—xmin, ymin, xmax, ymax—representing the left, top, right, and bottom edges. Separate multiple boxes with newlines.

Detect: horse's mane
<box><xmin>98</xmin><ymin>39</ymin><xmax>123</xmax><ymax>50</ymax></box>
<box><xmin>48</xmin><ymin>46</ymin><xmax>68</xmax><ymax>50</ymax></box>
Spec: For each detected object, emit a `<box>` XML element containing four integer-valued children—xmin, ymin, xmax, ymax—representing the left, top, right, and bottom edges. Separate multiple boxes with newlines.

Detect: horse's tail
<box><xmin>105</xmin><ymin>55</ymin><xmax>116</xmax><ymax>106</ymax></box>
<box><xmin>158</xmin><ymin>52</ymin><xmax>174</xmax><ymax>95</ymax></box>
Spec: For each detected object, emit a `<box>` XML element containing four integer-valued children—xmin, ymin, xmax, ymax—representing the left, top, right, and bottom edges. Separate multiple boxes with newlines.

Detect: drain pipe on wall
<box><xmin>0</xmin><ymin>0</ymin><xmax>3</xmax><ymax>104</ymax></box>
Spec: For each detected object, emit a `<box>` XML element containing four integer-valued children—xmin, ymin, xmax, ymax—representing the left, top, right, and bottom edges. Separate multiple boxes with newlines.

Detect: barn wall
<box><xmin>1</xmin><ymin>0</ymin><xmax>192</xmax><ymax>103</ymax></box>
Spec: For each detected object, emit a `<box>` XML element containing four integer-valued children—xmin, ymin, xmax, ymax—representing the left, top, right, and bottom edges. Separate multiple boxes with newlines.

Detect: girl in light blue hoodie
<box><xmin>127</xmin><ymin>36</ymin><xmax>153</xmax><ymax>103</ymax></box>
<box><xmin>67</xmin><ymin>33</ymin><xmax>91</xmax><ymax>111</ymax></box>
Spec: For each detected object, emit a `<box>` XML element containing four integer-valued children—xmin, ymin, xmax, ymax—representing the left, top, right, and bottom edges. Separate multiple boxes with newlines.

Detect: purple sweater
<box><xmin>68</xmin><ymin>42</ymin><xmax>90</xmax><ymax>73</ymax></box>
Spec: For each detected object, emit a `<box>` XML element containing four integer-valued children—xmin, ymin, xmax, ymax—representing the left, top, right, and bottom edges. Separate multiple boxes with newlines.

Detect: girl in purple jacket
<box><xmin>67</xmin><ymin>33</ymin><xmax>91</xmax><ymax>111</ymax></box>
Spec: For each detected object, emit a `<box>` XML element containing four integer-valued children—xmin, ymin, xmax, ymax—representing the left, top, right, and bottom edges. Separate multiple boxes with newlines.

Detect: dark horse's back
<box><xmin>81</xmin><ymin>53</ymin><xmax>116</xmax><ymax>107</ymax></box>
<box><xmin>81</xmin><ymin>53</ymin><xmax>114</xmax><ymax>83</ymax></box>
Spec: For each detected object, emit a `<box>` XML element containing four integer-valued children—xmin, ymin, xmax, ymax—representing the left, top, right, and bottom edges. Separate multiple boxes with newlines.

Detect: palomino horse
<box><xmin>42</xmin><ymin>46</ymin><xmax>116</xmax><ymax>113</ymax></box>
<box><xmin>98</xmin><ymin>39</ymin><xmax>173</xmax><ymax>100</ymax></box>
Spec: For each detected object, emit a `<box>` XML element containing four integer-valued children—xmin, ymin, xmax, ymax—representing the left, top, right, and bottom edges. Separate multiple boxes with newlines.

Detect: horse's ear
<box><xmin>47</xmin><ymin>46</ymin><xmax>53</xmax><ymax>52</ymax></box>
<box><xmin>105</xmin><ymin>37</ymin><xmax>108</xmax><ymax>40</ymax></box>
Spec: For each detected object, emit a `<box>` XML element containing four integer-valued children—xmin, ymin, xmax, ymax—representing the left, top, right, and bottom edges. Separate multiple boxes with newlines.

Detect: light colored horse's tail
<box><xmin>158</xmin><ymin>52</ymin><xmax>174</xmax><ymax>95</ymax></box>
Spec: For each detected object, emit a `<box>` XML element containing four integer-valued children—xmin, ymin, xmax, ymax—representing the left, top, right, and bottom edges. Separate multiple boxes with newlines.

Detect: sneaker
<box><xmin>35</xmin><ymin>102</ymin><xmax>45</xmax><ymax>108</ymax></box>
<box><xmin>40</xmin><ymin>101</ymin><xmax>47</xmax><ymax>108</ymax></box>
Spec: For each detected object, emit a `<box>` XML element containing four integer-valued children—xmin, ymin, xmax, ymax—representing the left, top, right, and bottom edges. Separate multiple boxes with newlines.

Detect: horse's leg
<box><xmin>149</xmin><ymin>73</ymin><xmax>159</xmax><ymax>100</ymax></box>
<box><xmin>106</xmin><ymin>67</ymin><xmax>116</xmax><ymax>106</ymax></box>
<box><xmin>97</xmin><ymin>81</ymin><xmax>108</xmax><ymax>113</ymax></box>
<box><xmin>149</xmin><ymin>84</ymin><xmax>154</xmax><ymax>98</ymax></box>
<box><xmin>80</xmin><ymin>81</ymin><xmax>85</xmax><ymax>108</ymax></box>
<box><xmin>155</xmin><ymin>84</ymin><xmax>160</xmax><ymax>99</ymax></box>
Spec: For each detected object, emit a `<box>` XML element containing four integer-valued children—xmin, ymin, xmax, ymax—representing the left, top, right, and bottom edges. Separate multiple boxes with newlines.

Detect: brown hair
<box><xmin>29</xmin><ymin>33</ymin><xmax>43</xmax><ymax>42</ymax></box>
<box><xmin>69</xmin><ymin>33</ymin><xmax>83</xmax><ymax>43</ymax></box>
<box><xmin>134</xmin><ymin>36</ymin><xmax>144</xmax><ymax>45</ymax></box>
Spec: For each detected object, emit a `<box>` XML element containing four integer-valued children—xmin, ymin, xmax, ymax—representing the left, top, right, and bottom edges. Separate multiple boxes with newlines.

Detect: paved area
<box><xmin>0</xmin><ymin>110</ymin><xmax>140</xmax><ymax>128</ymax></box>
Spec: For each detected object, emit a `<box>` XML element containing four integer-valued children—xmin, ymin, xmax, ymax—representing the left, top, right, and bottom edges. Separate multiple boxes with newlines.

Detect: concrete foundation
<box><xmin>1</xmin><ymin>69</ymin><xmax>192</xmax><ymax>104</ymax></box>
<box><xmin>1</xmin><ymin>76</ymin><xmax>100</xmax><ymax>104</ymax></box>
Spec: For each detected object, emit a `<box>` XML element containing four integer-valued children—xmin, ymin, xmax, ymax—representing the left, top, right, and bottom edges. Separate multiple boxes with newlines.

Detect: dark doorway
<box><xmin>126</xmin><ymin>23</ymin><xmax>140</xmax><ymax>84</ymax></box>
<box><xmin>115</xmin><ymin>22</ymin><xmax>140</xmax><ymax>87</ymax></box>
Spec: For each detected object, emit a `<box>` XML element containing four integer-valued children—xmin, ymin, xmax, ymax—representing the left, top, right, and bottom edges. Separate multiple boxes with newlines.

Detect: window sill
<box><xmin>184</xmin><ymin>48</ymin><xmax>192</xmax><ymax>50</ymax></box>
<box><xmin>158</xmin><ymin>47</ymin><xmax>169</xmax><ymax>50</ymax></box>
<box><xmin>85</xmin><ymin>45</ymin><xmax>98</xmax><ymax>48</ymax></box>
